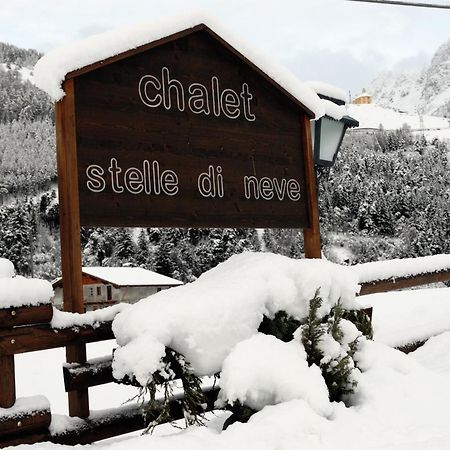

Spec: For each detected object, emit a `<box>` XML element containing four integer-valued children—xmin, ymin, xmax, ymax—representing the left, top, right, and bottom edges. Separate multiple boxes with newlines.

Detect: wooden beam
<box><xmin>0</xmin><ymin>408</ymin><xmax>51</xmax><ymax>439</ymax></box>
<box><xmin>63</xmin><ymin>357</ymin><xmax>114</xmax><ymax>392</ymax></box>
<box><xmin>0</xmin><ymin>355</ymin><xmax>15</xmax><ymax>408</ymax></box>
<box><xmin>50</xmin><ymin>386</ymin><xmax>220</xmax><ymax>445</ymax></box>
<box><xmin>0</xmin><ymin>322</ymin><xmax>114</xmax><ymax>355</ymax></box>
<box><xmin>359</xmin><ymin>269</ymin><xmax>450</xmax><ymax>295</ymax></box>
<box><xmin>396</xmin><ymin>341</ymin><xmax>426</xmax><ymax>354</ymax></box>
<box><xmin>302</xmin><ymin>115</ymin><xmax>321</xmax><ymax>258</ymax></box>
<box><xmin>0</xmin><ymin>430</ymin><xmax>49</xmax><ymax>448</ymax></box>
<box><xmin>56</xmin><ymin>77</ymin><xmax>89</xmax><ymax>418</ymax></box>
<box><xmin>0</xmin><ymin>304</ymin><xmax>53</xmax><ymax>329</ymax></box>
<box><xmin>63</xmin><ymin>348</ymin><xmax>189</xmax><ymax>392</ymax></box>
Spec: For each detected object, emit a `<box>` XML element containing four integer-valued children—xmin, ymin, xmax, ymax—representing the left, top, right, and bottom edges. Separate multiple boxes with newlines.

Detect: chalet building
<box><xmin>52</xmin><ymin>267</ymin><xmax>183</xmax><ymax>310</ymax></box>
<box><xmin>353</xmin><ymin>89</ymin><xmax>372</xmax><ymax>105</ymax></box>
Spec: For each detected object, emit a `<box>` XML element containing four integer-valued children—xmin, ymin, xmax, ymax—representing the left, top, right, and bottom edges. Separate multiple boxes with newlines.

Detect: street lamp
<box><xmin>311</xmin><ymin>94</ymin><xmax>359</xmax><ymax>167</ymax></box>
<box><xmin>302</xmin><ymin>88</ymin><xmax>359</xmax><ymax>259</ymax></box>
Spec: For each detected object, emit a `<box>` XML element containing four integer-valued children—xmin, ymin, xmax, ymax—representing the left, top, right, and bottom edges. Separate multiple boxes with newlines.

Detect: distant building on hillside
<box><xmin>52</xmin><ymin>267</ymin><xmax>183</xmax><ymax>311</ymax></box>
<box><xmin>353</xmin><ymin>89</ymin><xmax>372</xmax><ymax>105</ymax></box>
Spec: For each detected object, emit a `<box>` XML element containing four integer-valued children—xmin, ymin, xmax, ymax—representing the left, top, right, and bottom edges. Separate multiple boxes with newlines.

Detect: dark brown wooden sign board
<box><xmin>55</xmin><ymin>23</ymin><xmax>321</xmax><ymax>418</ymax></box>
<box><xmin>62</xmin><ymin>25</ymin><xmax>316</xmax><ymax>229</ymax></box>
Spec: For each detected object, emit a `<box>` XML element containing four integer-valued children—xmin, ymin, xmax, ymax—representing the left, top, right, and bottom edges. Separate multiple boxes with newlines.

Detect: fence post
<box><xmin>0</xmin><ymin>354</ymin><xmax>16</xmax><ymax>408</ymax></box>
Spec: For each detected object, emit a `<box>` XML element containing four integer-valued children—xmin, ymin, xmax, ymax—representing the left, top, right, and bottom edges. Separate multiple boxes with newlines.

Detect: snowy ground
<box><xmin>11</xmin><ymin>334</ymin><xmax>450</xmax><ymax>450</ymax></box>
<box><xmin>8</xmin><ymin>287</ymin><xmax>450</xmax><ymax>450</ymax></box>
<box><xmin>359</xmin><ymin>288</ymin><xmax>450</xmax><ymax>347</ymax></box>
<box><xmin>4</xmin><ymin>254</ymin><xmax>450</xmax><ymax>449</ymax></box>
<box><xmin>421</xmin><ymin>128</ymin><xmax>450</xmax><ymax>142</ymax></box>
<box><xmin>347</xmin><ymin>103</ymin><xmax>450</xmax><ymax>131</ymax></box>
<box><xmin>15</xmin><ymin>340</ymin><xmax>138</xmax><ymax>416</ymax></box>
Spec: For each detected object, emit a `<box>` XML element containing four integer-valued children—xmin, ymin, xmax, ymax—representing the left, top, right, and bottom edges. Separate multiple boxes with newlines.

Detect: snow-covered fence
<box><xmin>357</xmin><ymin>254</ymin><xmax>450</xmax><ymax>295</ymax></box>
<box><xmin>2</xmin><ymin>254</ymin><xmax>450</xmax><ymax>447</ymax></box>
<box><xmin>0</xmin><ymin>301</ymin><xmax>218</xmax><ymax>447</ymax></box>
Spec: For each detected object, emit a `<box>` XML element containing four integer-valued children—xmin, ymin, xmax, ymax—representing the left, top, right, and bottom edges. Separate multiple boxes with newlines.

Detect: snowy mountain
<box><xmin>347</xmin><ymin>103</ymin><xmax>450</xmax><ymax>132</ymax></box>
<box><xmin>369</xmin><ymin>38</ymin><xmax>450</xmax><ymax>118</ymax></box>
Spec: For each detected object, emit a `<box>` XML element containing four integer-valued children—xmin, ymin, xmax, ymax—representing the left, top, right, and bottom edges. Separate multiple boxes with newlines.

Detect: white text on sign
<box><xmin>138</xmin><ymin>67</ymin><xmax>256</xmax><ymax>121</ymax></box>
<box><xmin>85</xmin><ymin>159</ymin><xmax>301</xmax><ymax>201</ymax></box>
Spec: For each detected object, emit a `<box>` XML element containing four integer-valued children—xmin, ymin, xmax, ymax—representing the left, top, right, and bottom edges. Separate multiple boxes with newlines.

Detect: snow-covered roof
<box><xmin>320</xmin><ymin>99</ymin><xmax>347</xmax><ymax>122</ymax></box>
<box><xmin>303</xmin><ymin>81</ymin><xmax>347</xmax><ymax>104</ymax></box>
<box><xmin>354</xmin><ymin>92</ymin><xmax>372</xmax><ymax>100</ymax></box>
<box><xmin>53</xmin><ymin>267</ymin><xmax>183</xmax><ymax>288</ymax></box>
<box><xmin>83</xmin><ymin>267</ymin><xmax>183</xmax><ymax>287</ymax></box>
<box><xmin>33</xmin><ymin>12</ymin><xmax>326</xmax><ymax>118</ymax></box>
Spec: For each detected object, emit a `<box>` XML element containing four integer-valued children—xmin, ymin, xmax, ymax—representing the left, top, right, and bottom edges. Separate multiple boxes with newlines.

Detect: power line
<box><xmin>347</xmin><ymin>0</ymin><xmax>450</xmax><ymax>9</ymax></box>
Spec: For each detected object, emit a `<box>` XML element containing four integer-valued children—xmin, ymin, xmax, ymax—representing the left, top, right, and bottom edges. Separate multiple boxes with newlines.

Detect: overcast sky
<box><xmin>1</xmin><ymin>0</ymin><xmax>449</xmax><ymax>95</ymax></box>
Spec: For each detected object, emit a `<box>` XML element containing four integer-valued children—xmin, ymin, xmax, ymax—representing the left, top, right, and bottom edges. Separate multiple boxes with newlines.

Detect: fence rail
<box><xmin>359</xmin><ymin>268</ymin><xmax>450</xmax><ymax>295</ymax></box>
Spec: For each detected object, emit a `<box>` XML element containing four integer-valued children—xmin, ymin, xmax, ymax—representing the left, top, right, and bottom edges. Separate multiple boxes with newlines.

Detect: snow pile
<box><xmin>0</xmin><ymin>258</ymin><xmax>53</xmax><ymax>309</ymax></box>
<box><xmin>411</xmin><ymin>331</ymin><xmax>450</xmax><ymax>376</ymax></box>
<box><xmin>354</xmin><ymin>253</ymin><xmax>450</xmax><ymax>284</ymax></box>
<box><xmin>360</xmin><ymin>288</ymin><xmax>450</xmax><ymax>347</ymax></box>
<box><xmin>23</xmin><ymin>338</ymin><xmax>450</xmax><ymax>450</ymax></box>
<box><xmin>0</xmin><ymin>396</ymin><xmax>49</xmax><ymax>420</ymax></box>
<box><xmin>218</xmin><ymin>334</ymin><xmax>331</xmax><ymax>415</ymax></box>
<box><xmin>0</xmin><ymin>258</ymin><xmax>14</xmax><ymax>278</ymax></box>
<box><xmin>323</xmin><ymin>99</ymin><xmax>346</xmax><ymax>121</ymax></box>
<box><xmin>112</xmin><ymin>252</ymin><xmax>360</xmax><ymax>385</ymax></box>
<box><xmin>51</xmin><ymin>303</ymin><xmax>129</xmax><ymax>329</ymax></box>
<box><xmin>34</xmin><ymin>12</ymin><xmax>324</xmax><ymax>118</ymax></box>
<box><xmin>303</xmin><ymin>81</ymin><xmax>347</xmax><ymax>103</ymax></box>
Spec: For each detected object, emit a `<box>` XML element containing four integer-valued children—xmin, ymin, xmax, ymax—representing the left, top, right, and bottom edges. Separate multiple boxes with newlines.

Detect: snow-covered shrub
<box><xmin>134</xmin><ymin>348</ymin><xmax>206</xmax><ymax>433</ymax></box>
<box><xmin>112</xmin><ymin>253</ymin><xmax>370</xmax><ymax>431</ymax></box>
<box><xmin>299</xmin><ymin>293</ymin><xmax>363</xmax><ymax>404</ymax></box>
<box><xmin>222</xmin><ymin>291</ymin><xmax>371</xmax><ymax>426</ymax></box>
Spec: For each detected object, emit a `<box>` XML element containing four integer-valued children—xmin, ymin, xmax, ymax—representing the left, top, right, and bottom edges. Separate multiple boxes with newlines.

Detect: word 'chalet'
<box><xmin>138</xmin><ymin>67</ymin><xmax>256</xmax><ymax>121</ymax></box>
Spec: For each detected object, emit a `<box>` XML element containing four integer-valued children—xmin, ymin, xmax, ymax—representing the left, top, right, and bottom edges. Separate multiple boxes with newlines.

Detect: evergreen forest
<box><xmin>1</xmin><ymin>41</ymin><xmax>450</xmax><ymax>282</ymax></box>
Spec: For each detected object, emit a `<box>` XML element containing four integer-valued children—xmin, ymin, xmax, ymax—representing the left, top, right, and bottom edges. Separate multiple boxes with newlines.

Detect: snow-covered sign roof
<box><xmin>303</xmin><ymin>81</ymin><xmax>347</xmax><ymax>104</ymax></box>
<box><xmin>53</xmin><ymin>267</ymin><xmax>183</xmax><ymax>288</ymax></box>
<box><xmin>33</xmin><ymin>12</ymin><xmax>326</xmax><ymax>118</ymax></box>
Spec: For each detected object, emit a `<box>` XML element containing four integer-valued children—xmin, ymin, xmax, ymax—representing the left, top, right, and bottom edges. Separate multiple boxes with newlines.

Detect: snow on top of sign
<box><xmin>354</xmin><ymin>254</ymin><xmax>450</xmax><ymax>284</ymax></box>
<box><xmin>303</xmin><ymin>81</ymin><xmax>347</xmax><ymax>103</ymax></box>
<box><xmin>82</xmin><ymin>266</ymin><xmax>183</xmax><ymax>287</ymax></box>
<box><xmin>0</xmin><ymin>258</ymin><xmax>53</xmax><ymax>309</ymax></box>
<box><xmin>112</xmin><ymin>252</ymin><xmax>360</xmax><ymax>385</ymax></box>
<box><xmin>362</xmin><ymin>288</ymin><xmax>450</xmax><ymax>348</ymax></box>
<box><xmin>33</xmin><ymin>11</ymin><xmax>325</xmax><ymax>118</ymax></box>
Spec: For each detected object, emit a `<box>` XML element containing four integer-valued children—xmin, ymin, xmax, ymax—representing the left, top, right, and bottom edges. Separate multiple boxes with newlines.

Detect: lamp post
<box><xmin>303</xmin><ymin>93</ymin><xmax>359</xmax><ymax>258</ymax></box>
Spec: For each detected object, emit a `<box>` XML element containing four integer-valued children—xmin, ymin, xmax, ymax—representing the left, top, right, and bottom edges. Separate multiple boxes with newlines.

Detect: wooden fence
<box><xmin>1</xmin><ymin>267</ymin><xmax>450</xmax><ymax>447</ymax></box>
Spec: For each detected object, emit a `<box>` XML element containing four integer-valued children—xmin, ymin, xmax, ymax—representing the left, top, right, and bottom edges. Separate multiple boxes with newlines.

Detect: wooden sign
<box><xmin>55</xmin><ymin>23</ymin><xmax>320</xmax><ymax>419</ymax></box>
<box><xmin>67</xmin><ymin>26</ymin><xmax>314</xmax><ymax>229</ymax></box>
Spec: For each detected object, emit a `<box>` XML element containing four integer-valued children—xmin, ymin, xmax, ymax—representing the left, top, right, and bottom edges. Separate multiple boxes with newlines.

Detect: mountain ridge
<box><xmin>369</xmin><ymin>38</ymin><xmax>450</xmax><ymax>118</ymax></box>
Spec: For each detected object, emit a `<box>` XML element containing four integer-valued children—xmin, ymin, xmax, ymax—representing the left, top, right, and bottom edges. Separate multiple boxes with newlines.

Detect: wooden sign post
<box><xmin>55</xmin><ymin>23</ymin><xmax>321</xmax><ymax>418</ymax></box>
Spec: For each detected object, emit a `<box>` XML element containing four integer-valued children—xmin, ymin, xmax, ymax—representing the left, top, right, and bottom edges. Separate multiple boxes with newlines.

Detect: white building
<box><xmin>52</xmin><ymin>267</ymin><xmax>183</xmax><ymax>310</ymax></box>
